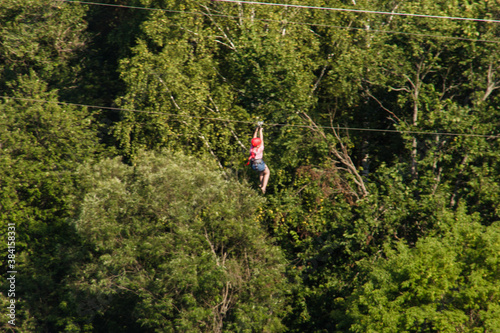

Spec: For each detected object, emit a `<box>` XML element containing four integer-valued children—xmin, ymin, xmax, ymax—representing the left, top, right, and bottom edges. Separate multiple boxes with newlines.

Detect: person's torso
<box><xmin>250</xmin><ymin>144</ymin><xmax>264</xmax><ymax>160</ymax></box>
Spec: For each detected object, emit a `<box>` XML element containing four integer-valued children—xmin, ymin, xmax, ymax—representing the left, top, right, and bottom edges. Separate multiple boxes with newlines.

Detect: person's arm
<box><xmin>253</xmin><ymin>127</ymin><xmax>259</xmax><ymax>138</ymax></box>
<box><xmin>259</xmin><ymin>127</ymin><xmax>264</xmax><ymax>147</ymax></box>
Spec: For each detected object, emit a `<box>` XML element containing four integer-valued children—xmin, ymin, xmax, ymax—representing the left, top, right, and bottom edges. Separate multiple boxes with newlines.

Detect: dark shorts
<box><xmin>251</xmin><ymin>159</ymin><xmax>266</xmax><ymax>172</ymax></box>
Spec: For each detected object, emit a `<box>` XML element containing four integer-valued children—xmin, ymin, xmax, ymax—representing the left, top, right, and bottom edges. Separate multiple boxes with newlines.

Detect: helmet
<box><xmin>251</xmin><ymin>138</ymin><xmax>262</xmax><ymax>147</ymax></box>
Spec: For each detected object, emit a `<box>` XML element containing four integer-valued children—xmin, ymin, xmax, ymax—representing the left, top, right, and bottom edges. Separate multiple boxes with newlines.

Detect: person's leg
<box><xmin>261</xmin><ymin>165</ymin><xmax>270</xmax><ymax>193</ymax></box>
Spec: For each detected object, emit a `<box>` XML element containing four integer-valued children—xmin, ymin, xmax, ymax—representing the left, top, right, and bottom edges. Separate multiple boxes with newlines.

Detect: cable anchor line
<box><xmin>212</xmin><ymin>0</ymin><xmax>500</xmax><ymax>24</ymax></box>
<box><xmin>57</xmin><ymin>0</ymin><xmax>500</xmax><ymax>43</ymax></box>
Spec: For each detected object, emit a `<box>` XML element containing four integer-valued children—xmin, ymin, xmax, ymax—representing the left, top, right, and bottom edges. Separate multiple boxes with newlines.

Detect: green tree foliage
<box><xmin>72</xmin><ymin>151</ymin><xmax>290</xmax><ymax>332</ymax></box>
<box><xmin>111</xmin><ymin>0</ymin><xmax>238</xmax><ymax>162</ymax></box>
<box><xmin>328</xmin><ymin>0</ymin><xmax>500</xmax><ymax>220</ymax></box>
<box><xmin>0</xmin><ymin>73</ymin><xmax>100</xmax><ymax>239</ymax></box>
<box><xmin>346</xmin><ymin>212</ymin><xmax>500</xmax><ymax>333</ymax></box>
<box><xmin>104</xmin><ymin>1</ymin><xmax>500</xmax><ymax>331</ymax></box>
<box><xmin>0</xmin><ymin>0</ymin><xmax>88</xmax><ymax>94</ymax></box>
<box><xmin>76</xmin><ymin>0</ymin><xmax>150</xmax><ymax>106</ymax></box>
<box><xmin>111</xmin><ymin>0</ymin><xmax>325</xmax><ymax>166</ymax></box>
<box><xmin>2</xmin><ymin>0</ymin><xmax>500</xmax><ymax>331</ymax></box>
<box><xmin>0</xmin><ymin>2</ymin><xmax>107</xmax><ymax>331</ymax></box>
<box><xmin>0</xmin><ymin>74</ymin><xmax>102</xmax><ymax>331</ymax></box>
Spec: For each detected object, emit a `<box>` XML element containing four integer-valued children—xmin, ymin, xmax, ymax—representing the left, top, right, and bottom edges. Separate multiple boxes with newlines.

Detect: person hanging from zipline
<box><xmin>247</xmin><ymin>122</ymin><xmax>270</xmax><ymax>194</ymax></box>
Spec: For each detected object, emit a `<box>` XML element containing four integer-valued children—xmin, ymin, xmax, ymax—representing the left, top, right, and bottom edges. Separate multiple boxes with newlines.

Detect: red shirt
<box><xmin>250</xmin><ymin>143</ymin><xmax>264</xmax><ymax>160</ymax></box>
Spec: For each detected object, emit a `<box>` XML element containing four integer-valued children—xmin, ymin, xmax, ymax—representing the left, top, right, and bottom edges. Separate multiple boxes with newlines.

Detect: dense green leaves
<box><xmin>0</xmin><ymin>75</ymin><xmax>102</xmax><ymax>331</ymax></box>
<box><xmin>346</xmin><ymin>217</ymin><xmax>500</xmax><ymax>332</ymax></box>
<box><xmin>0</xmin><ymin>0</ymin><xmax>88</xmax><ymax>93</ymax></box>
<box><xmin>73</xmin><ymin>151</ymin><xmax>289</xmax><ymax>332</ymax></box>
<box><xmin>2</xmin><ymin>0</ymin><xmax>500</xmax><ymax>331</ymax></box>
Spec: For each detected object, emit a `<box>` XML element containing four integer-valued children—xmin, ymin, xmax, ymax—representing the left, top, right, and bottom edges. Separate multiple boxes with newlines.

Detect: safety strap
<box><xmin>246</xmin><ymin>147</ymin><xmax>257</xmax><ymax>165</ymax></box>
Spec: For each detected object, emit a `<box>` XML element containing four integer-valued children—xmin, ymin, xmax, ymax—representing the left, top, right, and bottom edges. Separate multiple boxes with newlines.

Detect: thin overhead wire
<box><xmin>56</xmin><ymin>0</ymin><xmax>169</xmax><ymax>12</ymax></box>
<box><xmin>212</xmin><ymin>0</ymin><xmax>500</xmax><ymax>24</ymax></box>
<box><xmin>12</xmin><ymin>3</ymin><xmax>499</xmax><ymax>139</ymax></box>
<box><xmin>59</xmin><ymin>0</ymin><xmax>500</xmax><ymax>24</ymax></box>
<box><xmin>57</xmin><ymin>0</ymin><xmax>500</xmax><ymax>44</ymax></box>
<box><xmin>2</xmin><ymin>96</ymin><xmax>498</xmax><ymax>139</ymax></box>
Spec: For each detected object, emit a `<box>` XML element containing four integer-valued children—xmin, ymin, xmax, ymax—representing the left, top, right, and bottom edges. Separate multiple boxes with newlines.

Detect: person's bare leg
<box><xmin>261</xmin><ymin>166</ymin><xmax>270</xmax><ymax>193</ymax></box>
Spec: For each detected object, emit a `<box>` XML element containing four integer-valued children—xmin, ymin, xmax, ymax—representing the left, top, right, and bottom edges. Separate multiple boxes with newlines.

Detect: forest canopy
<box><xmin>1</xmin><ymin>0</ymin><xmax>499</xmax><ymax>332</ymax></box>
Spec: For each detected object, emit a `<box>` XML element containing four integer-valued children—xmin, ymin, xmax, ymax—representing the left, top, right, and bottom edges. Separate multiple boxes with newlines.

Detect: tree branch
<box><xmin>364</xmin><ymin>89</ymin><xmax>403</xmax><ymax>124</ymax></box>
<box><xmin>481</xmin><ymin>62</ymin><xmax>500</xmax><ymax>102</ymax></box>
<box><xmin>199</xmin><ymin>4</ymin><xmax>237</xmax><ymax>51</ymax></box>
<box><xmin>300</xmin><ymin>111</ymin><xmax>369</xmax><ymax>199</ymax></box>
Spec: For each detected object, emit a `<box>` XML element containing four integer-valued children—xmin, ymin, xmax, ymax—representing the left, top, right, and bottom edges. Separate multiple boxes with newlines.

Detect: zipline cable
<box><xmin>57</xmin><ymin>0</ymin><xmax>500</xmax><ymax>44</ymax></box>
<box><xmin>211</xmin><ymin>0</ymin><xmax>500</xmax><ymax>24</ymax></box>
<box><xmin>2</xmin><ymin>95</ymin><xmax>498</xmax><ymax>139</ymax></box>
<box><xmin>56</xmin><ymin>0</ymin><xmax>169</xmax><ymax>12</ymax></box>
<box><xmin>59</xmin><ymin>0</ymin><xmax>500</xmax><ymax>24</ymax></box>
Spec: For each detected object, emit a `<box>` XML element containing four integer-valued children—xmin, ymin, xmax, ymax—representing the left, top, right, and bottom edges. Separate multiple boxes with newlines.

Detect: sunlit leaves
<box><xmin>347</xmin><ymin>217</ymin><xmax>500</xmax><ymax>332</ymax></box>
<box><xmin>74</xmin><ymin>151</ymin><xmax>290</xmax><ymax>332</ymax></box>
